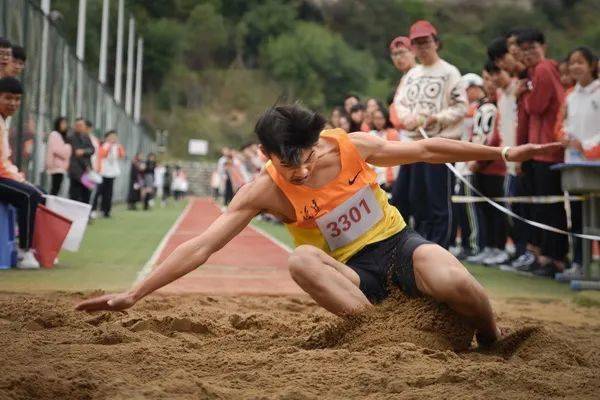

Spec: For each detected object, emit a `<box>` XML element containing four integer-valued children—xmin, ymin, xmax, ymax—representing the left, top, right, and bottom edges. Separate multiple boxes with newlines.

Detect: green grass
<box><xmin>0</xmin><ymin>201</ymin><xmax>187</xmax><ymax>293</ymax></box>
<box><xmin>251</xmin><ymin>219</ymin><xmax>595</xmax><ymax>302</ymax></box>
<box><xmin>251</xmin><ymin>218</ymin><xmax>294</xmax><ymax>249</ymax></box>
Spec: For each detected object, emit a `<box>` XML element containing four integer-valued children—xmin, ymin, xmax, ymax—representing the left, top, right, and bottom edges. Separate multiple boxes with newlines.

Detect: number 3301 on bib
<box><xmin>316</xmin><ymin>186</ymin><xmax>383</xmax><ymax>251</ymax></box>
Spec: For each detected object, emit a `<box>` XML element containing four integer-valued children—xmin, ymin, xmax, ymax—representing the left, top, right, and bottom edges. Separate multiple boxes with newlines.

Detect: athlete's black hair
<box><xmin>487</xmin><ymin>37</ymin><xmax>508</xmax><ymax>62</ymax></box>
<box><xmin>516</xmin><ymin>28</ymin><xmax>545</xmax><ymax>46</ymax></box>
<box><xmin>344</xmin><ymin>93</ymin><xmax>360</xmax><ymax>102</ymax></box>
<box><xmin>0</xmin><ymin>77</ymin><xmax>23</xmax><ymax>94</ymax></box>
<box><xmin>11</xmin><ymin>45</ymin><xmax>25</xmax><ymax>61</ymax></box>
<box><xmin>568</xmin><ymin>46</ymin><xmax>598</xmax><ymax>80</ymax></box>
<box><xmin>255</xmin><ymin>104</ymin><xmax>326</xmax><ymax>166</ymax></box>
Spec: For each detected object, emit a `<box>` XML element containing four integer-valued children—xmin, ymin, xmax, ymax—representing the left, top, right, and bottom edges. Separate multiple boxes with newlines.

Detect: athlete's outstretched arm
<box><xmin>350</xmin><ymin>131</ymin><xmax>563</xmax><ymax>167</ymax></box>
<box><xmin>75</xmin><ymin>190</ymin><xmax>260</xmax><ymax>312</ymax></box>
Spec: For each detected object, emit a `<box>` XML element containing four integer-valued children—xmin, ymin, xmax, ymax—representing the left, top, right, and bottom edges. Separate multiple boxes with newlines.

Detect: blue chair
<box><xmin>0</xmin><ymin>202</ymin><xmax>17</xmax><ymax>269</ymax></box>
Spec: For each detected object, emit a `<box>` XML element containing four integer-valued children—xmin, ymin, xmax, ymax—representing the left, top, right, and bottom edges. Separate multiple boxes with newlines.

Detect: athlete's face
<box><xmin>264</xmin><ymin>146</ymin><xmax>318</xmax><ymax>185</ymax></box>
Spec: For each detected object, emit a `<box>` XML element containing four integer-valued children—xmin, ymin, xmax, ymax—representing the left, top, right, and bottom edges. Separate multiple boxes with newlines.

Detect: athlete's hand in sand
<box><xmin>506</xmin><ymin>142</ymin><xmax>564</xmax><ymax>162</ymax></box>
<box><xmin>75</xmin><ymin>292</ymin><xmax>137</xmax><ymax>312</ymax></box>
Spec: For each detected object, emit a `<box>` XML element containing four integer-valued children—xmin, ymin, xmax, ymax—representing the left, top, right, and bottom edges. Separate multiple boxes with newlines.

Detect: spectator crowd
<box><xmin>0</xmin><ymin>36</ymin><xmax>188</xmax><ymax>270</ymax></box>
<box><xmin>1</xmin><ymin>20</ymin><xmax>599</xmax><ymax>279</ymax></box>
<box><xmin>211</xmin><ymin>21</ymin><xmax>599</xmax><ymax>281</ymax></box>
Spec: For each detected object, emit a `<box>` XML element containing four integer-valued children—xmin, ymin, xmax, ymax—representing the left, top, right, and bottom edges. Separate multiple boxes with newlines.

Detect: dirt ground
<box><xmin>0</xmin><ymin>291</ymin><xmax>599</xmax><ymax>400</ymax></box>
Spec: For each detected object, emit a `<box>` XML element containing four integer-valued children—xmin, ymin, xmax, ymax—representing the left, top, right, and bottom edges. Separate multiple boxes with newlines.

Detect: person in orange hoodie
<box><xmin>0</xmin><ymin>77</ymin><xmax>43</xmax><ymax>269</ymax></box>
<box><xmin>92</xmin><ymin>130</ymin><xmax>125</xmax><ymax>218</ymax></box>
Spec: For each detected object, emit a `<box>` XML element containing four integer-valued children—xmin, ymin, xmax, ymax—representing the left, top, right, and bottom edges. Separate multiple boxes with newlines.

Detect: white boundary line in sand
<box><xmin>134</xmin><ymin>200</ymin><xmax>194</xmax><ymax>284</ymax></box>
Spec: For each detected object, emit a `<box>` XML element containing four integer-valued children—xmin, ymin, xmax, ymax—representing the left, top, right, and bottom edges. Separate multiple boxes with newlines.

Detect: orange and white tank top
<box><xmin>265</xmin><ymin>129</ymin><xmax>406</xmax><ymax>264</ymax></box>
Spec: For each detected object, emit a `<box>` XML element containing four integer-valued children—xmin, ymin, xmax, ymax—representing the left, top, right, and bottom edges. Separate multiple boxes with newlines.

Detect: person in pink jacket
<box><xmin>45</xmin><ymin>116</ymin><xmax>72</xmax><ymax>195</ymax></box>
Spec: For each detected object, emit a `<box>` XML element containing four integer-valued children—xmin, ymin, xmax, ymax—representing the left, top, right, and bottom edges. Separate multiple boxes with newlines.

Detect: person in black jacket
<box><xmin>68</xmin><ymin>118</ymin><xmax>95</xmax><ymax>203</ymax></box>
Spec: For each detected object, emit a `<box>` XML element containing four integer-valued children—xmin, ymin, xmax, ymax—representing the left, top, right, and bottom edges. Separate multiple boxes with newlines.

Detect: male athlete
<box><xmin>76</xmin><ymin>104</ymin><xmax>561</xmax><ymax>346</ymax></box>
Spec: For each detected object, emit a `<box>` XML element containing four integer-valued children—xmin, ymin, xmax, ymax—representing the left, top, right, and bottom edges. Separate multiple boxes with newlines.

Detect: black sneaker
<box><xmin>532</xmin><ymin>263</ymin><xmax>558</xmax><ymax>278</ymax></box>
<box><xmin>515</xmin><ymin>259</ymin><xmax>539</xmax><ymax>273</ymax></box>
<box><xmin>456</xmin><ymin>248</ymin><xmax>476</xmax><ymax>261</ymax></box>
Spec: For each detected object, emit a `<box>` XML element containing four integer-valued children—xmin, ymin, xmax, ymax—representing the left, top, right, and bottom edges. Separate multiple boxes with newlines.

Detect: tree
<box><xmin>261</xmin><ymin>23</ymin><xmax>375</xmax><ymax>109</ymax></box>
<box><xmin>184</xmin><ymin>3</ymin><xmax>228</xmax><ymax>70</ymax></box>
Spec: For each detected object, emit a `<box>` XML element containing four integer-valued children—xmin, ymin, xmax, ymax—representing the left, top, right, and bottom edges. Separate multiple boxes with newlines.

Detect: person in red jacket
<box><xmin>515</xmin><ymin>28</ymin><xmax>567</xmax><ymax>277</ymax></box>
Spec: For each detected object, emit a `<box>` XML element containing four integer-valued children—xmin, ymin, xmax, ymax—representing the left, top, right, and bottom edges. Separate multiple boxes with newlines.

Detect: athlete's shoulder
<box><xmin>233</xmin><ymin>170</ymin><xmax>283</xmax><ymax>210</ymax></box>
<box><xmin>348</xmin><ymin>131</ymin><xmax>385</xmax><ymax>160</ymax></box>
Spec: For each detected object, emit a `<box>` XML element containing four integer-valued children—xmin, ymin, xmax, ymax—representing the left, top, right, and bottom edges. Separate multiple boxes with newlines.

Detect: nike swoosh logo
<box><xmin>348</xmin><ymin>170</ymin><xmax>361</xmax><ymax>185</ymax></box>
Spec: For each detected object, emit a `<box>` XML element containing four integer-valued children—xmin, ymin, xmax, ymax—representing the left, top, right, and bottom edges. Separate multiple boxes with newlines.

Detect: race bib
<box><xmin>316</xmin><ymin>186</ymin><xmax>383</xmax><ymax>251</ymax></box>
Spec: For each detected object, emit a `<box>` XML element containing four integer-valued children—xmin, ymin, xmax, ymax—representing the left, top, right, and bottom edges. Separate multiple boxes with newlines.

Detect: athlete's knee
<box><xmin>288</xmin><ymin>245</ymin><xmax>324</xmax><ymax>283</ymax></box>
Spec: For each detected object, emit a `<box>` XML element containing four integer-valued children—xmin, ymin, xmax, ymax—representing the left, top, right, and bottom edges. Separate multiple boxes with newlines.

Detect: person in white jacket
<box><xmin>393</xmin><ymin>20</ymin><xmax>468</xmax><ymax>248</ymax></box>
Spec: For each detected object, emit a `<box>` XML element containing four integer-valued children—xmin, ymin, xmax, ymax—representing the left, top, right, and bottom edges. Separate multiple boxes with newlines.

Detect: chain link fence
<box><xmin>1</xmin><ymin>0</ymin><xmax>156</xmax><ymax>202</ymax></box>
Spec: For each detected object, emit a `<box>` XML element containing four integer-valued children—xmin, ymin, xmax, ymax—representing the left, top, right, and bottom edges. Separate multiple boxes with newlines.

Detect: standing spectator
<box><xmin>45</xmin><ymin>116</ymin><xmax>72</xmax><ymax>196</ymax></box>
<box><xmin>329</xmin><ymin>106</ymin><xmax>345</xmax><ymax>129</ymax></box>
<box><xmin>154</xmin><ymin>162</ymin><xmax>166</xmax><ymax>206</ymax></box>
<box><xmin>162</xmin><ymin>164</ymin><xmax>172</xmax><ymax>205</ymax></box>
<box><xmin>127</xmin><ymin>152</ymin><xmax>144</xmax><ymax>210</ymax></box>
<box><xmin>7</xmin><ymin>46</ymin><xmax>25</xmax><ymax>77</ymax></box>
<box><xmin>488</xmin><ymin>35</ymin><xmax>536</xmax><ymax>269</ymax></box>
<box><xmin>452</xmin><ymin>73</ymin><xmax>486</xmax><ymax>261</ymax></box>
<box><xmin>0</xmin><ymin>38</ymin><xmax>11</xmax><ymax>78</ymax></box>
<box><xmin>561</xmin><ymin>47</ymin><xmax>600</xmax><ymax>278</ymax></box>
<box><xmin>348</xmin><ymin>103</ymin><xmax>367</xmax><ymax>132</ymax></box>
<box><xmin>343</xmin><ymin>94</ymin><xmax>359</xmax><ymax>115</ymax></box>
<box><xmin>142</xmin><ymin>153</ymin><xmax>157</xmax><ymax>210</ymax></box>
<box><xmin>68</xmin><ymin>118</ymin><xmax>95</xmax><ymax>204</ymax></box>
<box><xmin>468</xmin><ymin>63</ymin><xmax>509</xmax><ymax>266</ymax></box>
<box><xmin>93</xmin><ymin>130</ymin><xmax>125</xmax><ymax>218</ymax></box>
<box><xmin>486</xmin><ymin>54</ymin><xmax>530</xmax><ymax>266</ymax></box>
<box><xmin>171</xmin><ymin>166</ymin><xmax>188</xmax><ymax>200</ymax></box>
<box><xmin>338</xmin><ymin>115</ymin><xmax>351</xmax><ymax>132</ymax></box>
<box><xmin>368</xmin><ymin>107</ymin><xmax>398</xmax><ymax>191</ymax></box>
<box><xmin>516</xmin><ymin>28</ymin><xmax>567</xmax><ymax>276</ymax></box>
<box><xmin>393</xmin><ymin>20</ymin><xmax>468</xmax><ymax>248</ymax></box>
<box><xmin>388</xmin><ymin>36</ymin><xmax>417</xmax><ymax>221</ymax></box>
<box><xmin>558</xmin><ymin>59</ymin><xmax>576</xmax><ymax>90</ymax></box>
<box><xmin>0</xmin><ymin>77</ymin><xmax>42</xmax><ymax>269</ymax></box>
<box><xmin>363</xmin><ymin>98</ymin><xmax>380</xmax><ymax>131</ymax></box>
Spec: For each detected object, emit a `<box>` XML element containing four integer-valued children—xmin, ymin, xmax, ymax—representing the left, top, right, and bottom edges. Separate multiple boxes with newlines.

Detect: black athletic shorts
<box><xmin>346</xmin><ymin>227</ymin><xmax>431</xmax><ymax>303</ymax></box>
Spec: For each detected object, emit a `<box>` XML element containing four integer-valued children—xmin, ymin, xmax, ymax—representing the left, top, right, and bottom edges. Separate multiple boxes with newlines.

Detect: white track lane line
<box><xmin>134</xmin><ymin>200</ymin><xmax>194</xmax><ymax>284</ymax></box>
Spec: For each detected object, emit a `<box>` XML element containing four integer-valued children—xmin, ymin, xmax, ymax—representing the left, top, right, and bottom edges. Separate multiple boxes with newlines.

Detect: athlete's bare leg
<box><xmin>412</xmin><ymin>244</ymin><xmax>500</xmax><ymax>345</ymax></box>
<box><xmin>288</xmin><ymin>245</ymin><xmax>371</xmax><ymax>316</ymax></box>
<box><xmin>289</xmin><ymin>243</ymin><xmax>499</xmax><ymax>344</ymax></box>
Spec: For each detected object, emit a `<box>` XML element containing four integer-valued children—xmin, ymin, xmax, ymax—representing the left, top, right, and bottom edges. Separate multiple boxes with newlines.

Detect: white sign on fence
<box><xmin>188</xmin><ymin>139</ymin><xmax>209</xmax><ymax>155</ymax></box>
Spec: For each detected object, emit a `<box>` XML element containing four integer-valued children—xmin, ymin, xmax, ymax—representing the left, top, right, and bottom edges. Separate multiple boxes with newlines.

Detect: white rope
<box><xmin>418</xmin><ymin>128</ymin><xmax>600</xmax><ymax>241</ymax></box>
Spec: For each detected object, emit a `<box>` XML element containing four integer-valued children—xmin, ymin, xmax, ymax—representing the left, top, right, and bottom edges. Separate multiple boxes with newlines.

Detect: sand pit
<box><xmin>0</xmin><ymin>291</ymin><xmax>599</xmax><ymax>399</ymax></box>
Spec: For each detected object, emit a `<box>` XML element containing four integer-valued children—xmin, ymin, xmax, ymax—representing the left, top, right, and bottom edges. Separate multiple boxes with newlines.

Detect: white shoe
<box><xmin>17</xmin><ymin>250</ymin><xmax>40</xmax><ymax>269</ymax></box>
<box><xmin>555</xmin><ymin>263</ymin><xmax>584</xmax><ymax>282</ymax></box>
<box><xmin>483</xmin><ymin>249</ymin><xmax>510</xmax><ymax>266</ymax></box>
<box><xmin>90</xmin><ymin>211</ymin><xmax>98</xmax><ymax>219</ymax></box>
<box><xmin>466</xmin><ymin>247</ymin><xmax>493</xmax><ymax>264</ymax></box>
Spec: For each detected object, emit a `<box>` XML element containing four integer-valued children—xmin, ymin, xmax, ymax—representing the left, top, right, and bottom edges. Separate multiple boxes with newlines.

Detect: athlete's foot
<box><xmin>476</xmin><ymin>326</ymin><xmax>502</xmax><ymax>348</ymax></box>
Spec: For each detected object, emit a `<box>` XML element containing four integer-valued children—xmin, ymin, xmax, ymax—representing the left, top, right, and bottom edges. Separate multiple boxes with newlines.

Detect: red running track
<box><xmin>154</xmin><ymin>198</ymin><xmax>304</xmax><ymax>296</ymax></box>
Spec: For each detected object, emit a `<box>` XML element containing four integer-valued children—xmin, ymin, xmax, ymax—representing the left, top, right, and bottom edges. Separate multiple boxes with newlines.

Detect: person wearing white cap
<box><xmin>393</xmin><ymin>20</ymin><xmax>468</xmax><ymax>249</ymax></box>
<box><xmin>450</xmin><ymin>73</ymin><xmax>486</xmax><ymax>261</ymax></box>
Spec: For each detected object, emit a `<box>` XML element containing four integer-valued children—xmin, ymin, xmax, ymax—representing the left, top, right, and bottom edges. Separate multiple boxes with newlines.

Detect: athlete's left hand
<box><xmin>75</xmin><ymin>291</ymin><xmax>137</xmax><ymax>312</ymax></box>
<box><xmin>506</xmin><ymin>142</ymin><xmax>565</xmax><ymax>162</ymax></box>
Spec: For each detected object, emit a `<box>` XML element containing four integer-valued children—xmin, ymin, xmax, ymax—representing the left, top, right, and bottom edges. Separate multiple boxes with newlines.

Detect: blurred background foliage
<box><xmin>49</xmin><ymin>0</ymin><xmax>600</xmax><ymax>159</ymax></box>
